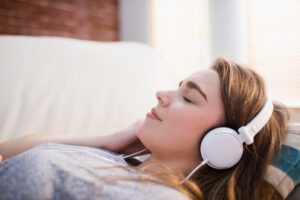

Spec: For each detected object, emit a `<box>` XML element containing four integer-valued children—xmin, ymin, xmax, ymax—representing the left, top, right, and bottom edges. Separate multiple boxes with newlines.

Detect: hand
<box><xmin>0</xmin><ymin>154</ymin><xmax>2</xmax><ymax>163</ymax></box>
<box><xmin>103</xmin><ymin>119</ymin><xmax>150</xmax><ymax>155</ymax></box>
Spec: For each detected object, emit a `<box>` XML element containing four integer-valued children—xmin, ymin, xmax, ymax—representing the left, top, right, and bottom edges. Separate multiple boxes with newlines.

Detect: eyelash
<box><xmin>178</xmin><ymin>86</ymin><xmax>193</xmax><ymax>103</ymax></box>
<box><xmin>183</xmin><ymin>96</ymin><xmax>192</xmax><ymax>103</ymax></box>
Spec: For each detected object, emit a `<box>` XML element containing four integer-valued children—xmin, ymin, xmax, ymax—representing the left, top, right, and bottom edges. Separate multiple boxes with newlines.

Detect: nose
<box><xmin>156</xmin><ymin>90</ymin><xmax>169</xmax><ymax>106</ymax></box>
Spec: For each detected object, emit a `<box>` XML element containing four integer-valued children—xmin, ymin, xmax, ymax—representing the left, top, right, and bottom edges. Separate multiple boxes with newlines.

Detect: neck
<box><xmin>134</xmin><ymin>152</ymin><xmax>203</xmax><ymax>177</ymax></box>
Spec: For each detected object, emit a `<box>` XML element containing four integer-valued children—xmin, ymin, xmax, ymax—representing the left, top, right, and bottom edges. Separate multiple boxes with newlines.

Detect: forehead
<box><xmin>185</xmin><ymin>69</ymin><xmax>221</xmax><ymax>100</ymax></box>
<box><xmin>187</xmin><ymin>69</ymin><xmax>219</xmax><ymax>86</ymax></box>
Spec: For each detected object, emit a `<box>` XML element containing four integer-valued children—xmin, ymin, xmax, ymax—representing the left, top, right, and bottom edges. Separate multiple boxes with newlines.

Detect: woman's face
<box><xmin>137</xmin><ymin>69</ymin><xmax>226</xmax><ymax>159</ymax></box>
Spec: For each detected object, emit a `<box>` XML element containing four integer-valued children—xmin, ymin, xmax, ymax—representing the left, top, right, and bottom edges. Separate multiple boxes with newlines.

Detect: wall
<box><xmin>0</xmin><ymin>0</ymin><xmax>119</xmax><ymax>41</ymax></box>
<box><xmin>209</xmin><ymin>0</ymin><xmax>248</xmax><ymax>64</ymax></box>
<box><xmin>119</xmin><ymin>0</ymin><xmax>151</xmax><ymax>44</ymax></box>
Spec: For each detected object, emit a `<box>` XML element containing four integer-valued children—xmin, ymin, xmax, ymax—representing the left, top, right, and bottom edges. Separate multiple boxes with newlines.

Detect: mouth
<box><xmin>150</xmin><ymin>108</ymin><xmax>162</xmax><ymax>121</ymax></box>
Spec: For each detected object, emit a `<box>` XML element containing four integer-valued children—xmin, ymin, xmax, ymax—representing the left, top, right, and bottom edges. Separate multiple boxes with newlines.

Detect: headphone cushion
<box><xmin>200</xmin><ymin>127</ymin><xmax>244</xmax><ymax>169</ymax></box>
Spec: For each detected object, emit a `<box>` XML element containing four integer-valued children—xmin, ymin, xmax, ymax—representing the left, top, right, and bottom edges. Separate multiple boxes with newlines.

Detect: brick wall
<box><xmin>0</xmin><ymin>0</ymin><xmax>119</xmax><ymax>41</ymax></box>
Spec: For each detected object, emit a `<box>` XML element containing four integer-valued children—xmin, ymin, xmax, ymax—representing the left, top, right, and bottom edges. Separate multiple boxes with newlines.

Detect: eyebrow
<box><xmin>179</xmin><ymin>80</ymin><xmax>208</xmax><ymax>102</ymax></box>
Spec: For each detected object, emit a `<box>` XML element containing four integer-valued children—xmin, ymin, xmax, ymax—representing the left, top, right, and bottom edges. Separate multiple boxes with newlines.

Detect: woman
<box><xmin>0</xmin><ymin>58</ymin><xmax>290</xmax><ymax>200</ymax></box>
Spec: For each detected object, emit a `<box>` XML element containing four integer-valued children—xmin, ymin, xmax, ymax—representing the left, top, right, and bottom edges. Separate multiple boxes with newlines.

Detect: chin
<box><xmin>137</xmin><ymin>129</ymin><xmax>155</xmax><ymax>148</ymax></box>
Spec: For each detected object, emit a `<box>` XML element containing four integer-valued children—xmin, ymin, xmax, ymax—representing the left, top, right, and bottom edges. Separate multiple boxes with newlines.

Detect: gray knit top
<box><xmin>0</xmin><ymin>142</ymin><xmax>189</xmax><ymax>200</ymax></box>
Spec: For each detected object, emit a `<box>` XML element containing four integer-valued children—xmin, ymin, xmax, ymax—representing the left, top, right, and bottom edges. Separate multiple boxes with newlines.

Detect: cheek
<box><xmin>163</xmin><ymin>107</ymin><xmax>215</xmax><ymax>146</ymax></box>
<box><xmin>164</xmin><ymin>106</ymin><xmax>203</xmax><ymax>135</ymax></box>
<box><xmin>136</xmin><ymin>105</ymin><xmax>215</xmax><ymax>152</ymax></box>
<box><xmin>159</xmin><ymin>107</ymin><xmax>206</xmax><ymax>148</ymax></box>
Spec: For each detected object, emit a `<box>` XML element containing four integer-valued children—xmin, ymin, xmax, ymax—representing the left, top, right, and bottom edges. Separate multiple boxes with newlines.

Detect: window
<box><xmin>151</xmin><ymin>0</ymin><xmax>300</xmax><ymax>108</ymax></box>
<box><xmin>247</xmin><ymin>0</ymin><xmax>300</xmax><ymax>107</ymax></box>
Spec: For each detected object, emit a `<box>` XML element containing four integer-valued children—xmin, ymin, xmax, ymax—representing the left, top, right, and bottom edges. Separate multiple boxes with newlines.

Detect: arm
<box><xmin>0</xmin><ymin>119</ymin><xmax>146</xmax><ymax>162</ymax></box>
<box><xmin>0</xmin><ymin>133</ymin><xmax>107</xmax><ymax>162</ymax></box>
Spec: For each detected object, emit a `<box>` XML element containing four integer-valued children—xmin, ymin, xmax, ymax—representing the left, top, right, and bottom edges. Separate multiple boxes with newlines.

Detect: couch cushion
<box><xmin>265</xmin><ymin>123</ymin><xmax>300</xmax><ymax>199</ymax></box>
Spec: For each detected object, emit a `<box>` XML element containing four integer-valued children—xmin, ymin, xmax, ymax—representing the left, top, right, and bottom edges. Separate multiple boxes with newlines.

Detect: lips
<box><xmin>151</xmin><ymin>108</ymin><xmax>162</xmax><ymax>121</ymax></box>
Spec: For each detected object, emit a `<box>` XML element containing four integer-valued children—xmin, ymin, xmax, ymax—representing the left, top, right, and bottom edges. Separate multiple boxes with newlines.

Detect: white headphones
<box><xmin>179</xmin><ymin>98</ymin><xmax>274</xmax><ymax>184</ymax></box>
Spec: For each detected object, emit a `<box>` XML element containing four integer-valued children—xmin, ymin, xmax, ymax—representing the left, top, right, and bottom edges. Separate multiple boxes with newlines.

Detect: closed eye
<box><xmin>183</xmin><ymin>96</ymin><xmax>193</xmax><ymax>103</ymax></box>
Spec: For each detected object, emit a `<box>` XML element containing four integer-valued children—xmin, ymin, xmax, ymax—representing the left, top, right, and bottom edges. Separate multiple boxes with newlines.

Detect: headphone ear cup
<box><xmin>200</xmin><ymin>127</ymin><xmax>244</xmax><ymax>169</ymax></box>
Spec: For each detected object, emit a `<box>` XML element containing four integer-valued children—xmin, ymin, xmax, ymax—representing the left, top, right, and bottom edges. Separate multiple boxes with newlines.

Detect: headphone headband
<box><xmin>238</xmin><ymin>98</ymin><xmax>274</xmax><ymax>144</ymax></box>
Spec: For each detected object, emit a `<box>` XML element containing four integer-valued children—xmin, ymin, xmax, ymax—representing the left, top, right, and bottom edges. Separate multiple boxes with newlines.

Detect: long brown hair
<box><xmin>190</xmin><ymin>57</ymin><xmax>290</xmax><ymax>200</ymax></box>
<box><xmin>79</xmin><ymin>57</ymin><xmax>290</xmax><ymax>200</ymax></box>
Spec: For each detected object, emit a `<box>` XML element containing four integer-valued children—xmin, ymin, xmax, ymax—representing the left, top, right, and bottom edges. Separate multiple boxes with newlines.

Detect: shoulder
<box><xmin>97</xmin><ymin>177</ymin><xmax>190</xmax><ymax>200</ymax></box>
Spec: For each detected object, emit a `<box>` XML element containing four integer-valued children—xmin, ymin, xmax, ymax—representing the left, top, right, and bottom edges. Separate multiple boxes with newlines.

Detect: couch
<box><xmin>0</xmin><ymin>35</ymin><xmax>173</xmax><ymax>142</ymax></box>
<box><xmin>0</xmin><ymin>35</ymin><xmax>298</xmax><ymax>199</ymax></box>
